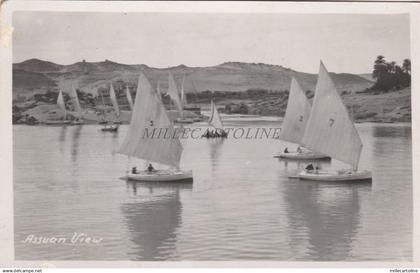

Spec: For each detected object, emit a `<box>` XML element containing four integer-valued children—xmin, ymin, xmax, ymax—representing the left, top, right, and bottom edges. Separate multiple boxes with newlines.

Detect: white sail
<box><xmin>126</xmin><ymin>85</ymin><xmax>133</xmax><ymax>110</ymax></box>
<box><xmin>301</xmin><ymin>61</ymin><xmax>362</xmax><ymax>169</ymax></box>
<box><xmin>118</xmin><ymin>72</ymin><xmax>183</xmax><ymax>168</ymax></box>
<box><xmin>208</xmin><ymin>100</ymin><xmax>224</xmax><ymax>129</ymax></box>
<box><xmin>156</xmin><ymin>80</ymin><xmax>162</xmax><ymax>99</ymax></box>
<box><xmin>109</xmin><ymin>83</ymin><xmax>120</xmax><ymax>117</ymax></box>
<box><xmin>71</xmin><ymin>84</ymin><xmax>83</xmax><ymax>118</ymax></box>
<box><xmin>180</xmin><ymin>75</ymin><xmax>187</xmax><ymax>107</ymax></box>
<box><xmin>57</xmin><ymin>89</ymin><xmax>66</xmax><ymax>119</ymax></box>
<box><xmin>167</xmin><ymin>73</ymin><xmax>183</xmax><ymax>114</ymax></box>
<box><xmin>279</xmin><ymin>77</ymin><xmax>311</xmax><ymax>145</ymax></box>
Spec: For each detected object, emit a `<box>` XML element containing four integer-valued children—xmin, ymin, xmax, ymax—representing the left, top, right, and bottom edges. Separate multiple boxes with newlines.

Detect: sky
<box><xmin>12</xmin><ymin>12</ymin><xmax>410</xmax><ymax>74</ymax></box>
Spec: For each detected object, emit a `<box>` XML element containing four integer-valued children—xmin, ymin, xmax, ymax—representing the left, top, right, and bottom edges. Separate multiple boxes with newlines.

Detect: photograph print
<box><xmin>9</xmin><ymin>5</ymin><xmax>412</xmax><ymax>262</ymax></box>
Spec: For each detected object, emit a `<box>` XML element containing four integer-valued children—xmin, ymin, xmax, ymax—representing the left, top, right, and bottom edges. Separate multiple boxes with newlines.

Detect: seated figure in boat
<box><xmin>284</xmin><ymin>148</ymin><xmax>289</xmax><ymax>153</ymax></box>
<box><xmin>305</xmin><ymin>163</ymin><xmax>314</xmax><ymax>172</ymax></box>
<box><xmin>202</xmin><ymin>129</ymin><xmax>211</xmax><ymax>138</ymax></box>
<box><xmin>297</xmin><ymin>146</ymin><xmax>302</xmax><ymax>153</ymax></box>
<box><xmin>132</xmin><ymin>167</ymin><xmax>137</xmax><ymax>174</ymax></box>
<box><xmin>146</xmin><ymin>163</ymin><xmax>156</xmax><ymax>173</ymax></box>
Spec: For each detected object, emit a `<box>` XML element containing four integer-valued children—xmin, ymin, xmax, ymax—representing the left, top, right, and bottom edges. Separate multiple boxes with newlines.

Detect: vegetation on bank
<box><xmin>12</xmin><ymin>56</ymin><xmax>412</xmax><ymax>124</ymax></box>
<box><xmin>370</xmin><ymin>56</ymin><xmax>411</xmax><ymax>91</ymax></box>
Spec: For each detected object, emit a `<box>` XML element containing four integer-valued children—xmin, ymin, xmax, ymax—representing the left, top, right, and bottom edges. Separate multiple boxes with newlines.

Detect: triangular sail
<box><xmin>71</xmin><ymin>84</ymin><xmax>83</xmax><ymax>118</ymax></box>
<box><xmin>167</xmin><ymin>73</ymin><xmax>183</xmax><ymax>114</ymax></box>
<box><xmin>156</xmin><ymin>80</ymin><xmax>162</xmax><ymax>100</ymax></box>
<box><xmin>301</xmin><ymin>62</ymin><xmax>362</xmax><ymax>169</ymax></box>
<box><xmin>180</xmin><ymin>75</ymin><xmax>187</xmax><ymax>107</ymax></box>
<box><xmin>279</xmin><ymin>77</ymin><xmax>311</xmax><ymax>145</ymax></box>
<box><xmin>57</xmin><ymin>89</ymin><xmax>66</xmax><ymax>120</ymax></box>
<box><xmin>118</xmin><ymin>73</ymin><xmax>183</xmax><ymax>168</ymax></box>
<box><xmin>126</xmin><ymin>85</ymin><xmax>134</xmax><ymax>110</ymax></box>
<box><xmin>109</xmin><ymin>83</ymin><xmax>120</xmax><ymax>117</ymax></box>
<box><xmin>208</xmin><ymin>100</ymin><xmax>223</xmax><ymax>129</ymax></box>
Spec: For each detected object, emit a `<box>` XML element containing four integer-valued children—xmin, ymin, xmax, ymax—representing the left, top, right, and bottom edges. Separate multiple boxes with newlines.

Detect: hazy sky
<box><xmin>13</xmin><ymin>12</ymin><xmax>410</xmax><ymax>73</ymax></box>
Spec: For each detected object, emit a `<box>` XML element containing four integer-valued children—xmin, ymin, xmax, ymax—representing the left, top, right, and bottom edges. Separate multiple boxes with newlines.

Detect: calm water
<box><xmin>13</xmin><ymin>118</ymin><xmax>412</xmax><ymax>261</ymax></box>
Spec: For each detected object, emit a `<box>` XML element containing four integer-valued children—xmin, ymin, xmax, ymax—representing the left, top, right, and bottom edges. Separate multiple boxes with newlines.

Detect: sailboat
<box><xmin>98</xmin><ymin>91</ymin><xmax>108</xmax><ymax>125</ymax></box>
<box><xmin>110</xmin><ymin>83</ymin><xmax>122</xmax><ymax>124</ymax></box>
<box><xmin>70</xmin><ymin>84</ymin><xmax>84</xmax><ymax>125</ymax></box>
<box><xmin>297</xmin><ymin>62</ymin><xmax>372</xmax><ymax>182</ymax></box>
<box><xmin>46</xmin><ymin>89</ymin><xmax>71</xmax><ymax>125</ymax></box>
<box><xmin>118</xmin><ymin>72</ymin><xmax>193</xmax><ymax>182</ymax></box>
<box><xmin>168</xmin><ymin>73</ymin><xmax>194</xmax><ymax>124</ymax></box>
<box><xmin>276</xmin><ymin>77</ymin><xmax>329</xmax><ymax>160</ymax></box>
<box><xmin>100</xmin><ymin>83</ymin><xmax>118</xmax><ymax>132</ymax></box>
<box><xmin>203</xmin><ymin>100</ymin><xmax>227</xmax><ymax>138</ymax></box>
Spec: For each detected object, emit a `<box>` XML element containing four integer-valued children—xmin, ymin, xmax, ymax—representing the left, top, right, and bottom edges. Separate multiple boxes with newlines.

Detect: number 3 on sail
<box><xmin>118</xmin><ymin>72</ymin><xmax>193</xmax><ymax>182</ymax></box>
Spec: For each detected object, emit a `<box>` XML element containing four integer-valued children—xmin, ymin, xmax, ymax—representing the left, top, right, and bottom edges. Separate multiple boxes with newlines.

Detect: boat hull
<box><xmin>127</xmin><ymin>170</ymin><xmax>193</xmax><ymax>182</ymax></box>
<box><xmin>276</xmin><ymin>152</ymin><xmax>331</xmax><ymax>160</ymax></box>
<box><xmin>101</xmin><ymin>126</ymin><xmax>118</xmax><ymax>132</ymax></box>
<box><xmin>298</xmin><ymin>170</ymin><xmax>372</xmax><ymax>182</ymax></box>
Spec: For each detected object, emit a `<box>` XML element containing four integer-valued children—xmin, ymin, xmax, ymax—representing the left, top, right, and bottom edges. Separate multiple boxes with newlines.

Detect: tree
<box><xmin>402</xmin><ymin>59</ymin><xmax>411</xmax><ymax>74</ymax></box>
<box><xmin>371</xmin><ymin>56</ymin><xmax>411</xmax><ymax>91</ymax></box>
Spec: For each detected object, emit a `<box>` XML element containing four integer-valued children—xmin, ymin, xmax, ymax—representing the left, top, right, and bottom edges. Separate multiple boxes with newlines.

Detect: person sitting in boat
<box><xmin>147</xmin><ymin>163</ymin><xmax>156</xmax><ymax>173</ymax></box>
<box><xmin>305</xmin><ymin>163</ymin><xmax>314</xmax><ymax>172</ymax></box>
<box><xmin>284</xmin><ymin>148</ymin><xmax>289</xmax><ymax>153</ymax></box>
<box><xmin>132</xmin><ymin>167</ymin><xmax>137</xmax><ymax>174</ymax></box>
<box><xmin>297</xmin><ymin>146</ymin><xmax>302</xmax><ymax>153</ymax></box>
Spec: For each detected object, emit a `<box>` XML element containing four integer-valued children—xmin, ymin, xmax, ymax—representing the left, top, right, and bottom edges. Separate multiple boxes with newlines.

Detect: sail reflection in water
<box><xmin>122</xmin><ymin>182</ymin><xmax>193</xmax><ymax>260</ymax></box>
<box><xmin>283</xmin><ymin>179</ymin><xmax>371</xmax><ymax>260</ymax></box>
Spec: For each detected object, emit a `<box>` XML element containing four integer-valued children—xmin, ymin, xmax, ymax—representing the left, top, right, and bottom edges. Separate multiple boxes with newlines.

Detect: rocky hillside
<box><xmin>13</xmin><ymin>59</ymin><xmax>374</xmax><ymax>99</ymax></box>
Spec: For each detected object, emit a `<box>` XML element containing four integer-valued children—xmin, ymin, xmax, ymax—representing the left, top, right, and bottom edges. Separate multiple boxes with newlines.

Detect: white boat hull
<box><xmin>298</xmin><ymin>169</ymin><xmax>372</xmax><ymax>182</ymax></box>
<box><xmin>276</xmin><ymin>151</ymin><xmax>331</xmax><ymax>160</ymax></box>
<box><xmin>126</xmin><ymin>169</ymin><xmax>193</xmax><ymax>182</ymax></box>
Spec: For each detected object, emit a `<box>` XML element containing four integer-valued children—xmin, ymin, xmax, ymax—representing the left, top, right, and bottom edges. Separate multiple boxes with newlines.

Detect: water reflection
<box><xmin>372</xmin><ymin>125</ymin><xmax>411</xmax><ymax>139</ymax></box>
<box><xmin>208</xmin><ymin>138</ymin><xmax>225</xmax><ymax>174</ymax></box>
<box><xmin>122</xmin><ymin>181</ymin><xmax>192</xmax><ymax>261</ymax></box>
<box><xmin>58</xmin><ymin>126</ymin><xmax>67</xmax><ymax>154</ymax></box>
<box><xmin>283</xmin><ymin>180</ymin><xmax>371</xmax><ymax>260</ymax></box>
<box><xmin>71</xmin><ymin>125</ymin><xmax>83</xmax><ymax>162</ymax></box>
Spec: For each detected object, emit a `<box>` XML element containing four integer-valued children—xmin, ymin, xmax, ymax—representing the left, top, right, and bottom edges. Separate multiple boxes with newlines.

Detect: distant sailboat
<box><xmin>118</xmin><ymin>72</ymin><xmax>193</xmax><ymax>182</ymax></box>
<box><xmin>109</xmin><ymin>83</ymin><xmax>121</xmax><ymax>124</ymax></box>
<box><xmin>203</xmin><ymin>100</ymin><xmax>227</xmax><ymax>138</ymax></box>
<box><xmin>126</xmin><ymin>85</ymin><xmax>134</xmax><ymax>111</ymax></box>
<box><xmin>70</xmin><ymin>84</ymin><xmax>84</xmax><ymax>125</ymax></box>
<box><xmin>297</xmin><ymin>62</ymin><xmax>372</xmax><ymax>182</ymax></box>
<box><xmin>167</xmin><ymin>73</ymin><xmax>194</xmax><ymax>124</ymax></box>
<box><xmin>99</xmin><ymin>84</ymin><xmax>118</xmax><ymax>132</ymax></box>
<box><xmin>46</xmin><ymin>89</ymin><xmax>70</xmax><ymax>125</ymax></box>
<box><xmin>277</xmin><ymin>77</ymin><xmax>329</xmax><ymax>160</ymax></box>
